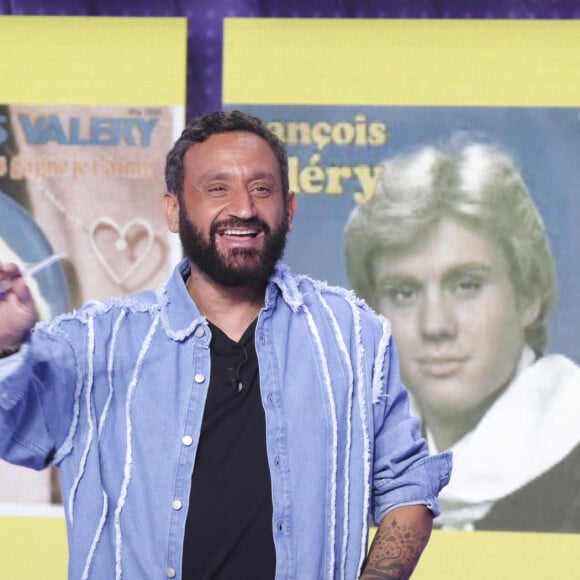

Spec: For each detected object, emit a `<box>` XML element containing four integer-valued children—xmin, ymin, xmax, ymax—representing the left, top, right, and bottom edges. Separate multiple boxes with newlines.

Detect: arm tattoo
<box><xmin>361</xmin><ymin>517</ymin><xmax>430</xmax><ymax>579</ymax></box>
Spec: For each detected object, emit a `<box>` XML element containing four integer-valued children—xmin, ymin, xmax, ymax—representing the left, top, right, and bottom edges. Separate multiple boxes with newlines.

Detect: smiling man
<box><xmin>345</xmin><ymin>134</ymin><xmax>580</xmax><ymax>533</ymax></box>
<box><xmin>0</xmin><ymin>111</ymin><xmax>450</xmax><ymax>579</ymax></box>
<box><xmin>167</xmin><ymin>130</ymin><xmax>294</xmax><ymax>294</ymax></box>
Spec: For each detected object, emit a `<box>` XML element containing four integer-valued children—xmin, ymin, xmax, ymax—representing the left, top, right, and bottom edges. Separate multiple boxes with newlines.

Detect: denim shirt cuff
<box><xmin>373</xmin><ymin>451</ymin><xmax>452</xmax><ymax>524</ymax></box>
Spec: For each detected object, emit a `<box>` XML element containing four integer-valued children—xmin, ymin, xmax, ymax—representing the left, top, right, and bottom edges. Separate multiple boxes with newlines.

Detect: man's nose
<box><xmin>227</xmin><ymin>188</ymin><xmax>257</xmax><ymax>219</ymax></box>
<box><xmin>418</xmin><ymin>289</ymin><xmax>457</xmax><ymax>340</ymax></box>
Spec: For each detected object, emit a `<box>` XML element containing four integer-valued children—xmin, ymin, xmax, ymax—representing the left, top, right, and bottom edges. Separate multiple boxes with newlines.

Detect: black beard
<box><xmin>178</xmin><ymin>204</ymin><xmax>289</xmax><ymax>288</ymax></box>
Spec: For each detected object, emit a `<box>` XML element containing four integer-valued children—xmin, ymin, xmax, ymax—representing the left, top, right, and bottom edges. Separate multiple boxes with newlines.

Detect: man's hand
<box><xmin>360</xmin><ymin>505</ymin><xmax>433</xmax><ymax>579</ymax></box>
<box><xmin>0</xmin><ymin>262</ymin><xmax>37</xmax><ymax>350</ymax></box>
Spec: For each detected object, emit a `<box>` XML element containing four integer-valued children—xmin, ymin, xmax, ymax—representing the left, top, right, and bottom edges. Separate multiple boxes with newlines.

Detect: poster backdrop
<box><xmin>0</xmin><ymin>16</ymin><xmax>186</xmax><ymax>578</ymax></box>
<box><xmin>224</xmin><ymin>18</ymin><xmax>580</xmax><ymax>579</ymax></box>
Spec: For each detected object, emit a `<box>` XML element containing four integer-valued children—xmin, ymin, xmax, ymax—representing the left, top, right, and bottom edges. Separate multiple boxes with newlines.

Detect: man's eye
<box><xmin>452</xmin><ymin>277</ymin><xmax>482</xmax><ymax>297</ymax></box>
<box><xmin>208</xmin><ymin>185</ymin><xmax>227</xmax><ymax>196</ymax></box>
<box><xmin>251</xmin><ymin>185</ymin><xmax>272</xmax><ymax>197</ymax></box>
<box><xmin>381</xmin><ymin>284</ymin><xmax>419</xmax><ymax>307</ymax></box>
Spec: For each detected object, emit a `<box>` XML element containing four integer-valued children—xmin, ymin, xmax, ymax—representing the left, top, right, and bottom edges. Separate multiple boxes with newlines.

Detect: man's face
<box><xmin>370</xmin><ymin>216</ymin><xmax>539</xmax><ymax>423</ymax></box>
<box><xmin>164</xmin><ymin>131</ymin><xmax>296</xmax><ymax>287</ymax></box>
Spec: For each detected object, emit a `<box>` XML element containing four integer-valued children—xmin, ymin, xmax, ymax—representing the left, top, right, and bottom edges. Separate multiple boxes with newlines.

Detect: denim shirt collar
<box><xmin>157</xmin><ymin>259</ymin><xmax>205</xmax><ymax>341</ymax></box>
<box><xmin>159</xmin><ymin>259</ymin><xmax>306</xmax><ymax>341</ymax></box>
<box><xmin>268</xmin><ymin>262</ymin><xmax>305</xmax><ymax>313</ymax></box>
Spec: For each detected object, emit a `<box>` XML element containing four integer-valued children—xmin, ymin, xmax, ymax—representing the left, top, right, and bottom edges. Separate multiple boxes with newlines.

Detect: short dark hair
<box><xmin>165</xmin><ymin>110</ymin><xmax>289</xmax><ymax>199</ymax></box>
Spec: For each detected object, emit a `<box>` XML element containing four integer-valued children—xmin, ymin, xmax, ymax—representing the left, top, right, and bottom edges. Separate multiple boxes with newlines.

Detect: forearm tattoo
<box><xmin>361</xmin><ymin>517</ymin><xmax>430</xmax><ymax>579</ymax></box>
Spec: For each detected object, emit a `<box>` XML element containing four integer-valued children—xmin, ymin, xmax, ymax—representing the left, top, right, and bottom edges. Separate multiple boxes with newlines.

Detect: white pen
<box><xmin>0</xmin><ymin>252</ymin><xmax>67</xmax><ymax>294</ymax></box>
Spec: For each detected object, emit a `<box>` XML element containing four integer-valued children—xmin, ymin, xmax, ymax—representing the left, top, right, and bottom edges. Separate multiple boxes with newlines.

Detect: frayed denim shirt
<box><xmin>0</xmin><ymin>259</ymin><xmax>451</xmax><ymax>579</ymax></box>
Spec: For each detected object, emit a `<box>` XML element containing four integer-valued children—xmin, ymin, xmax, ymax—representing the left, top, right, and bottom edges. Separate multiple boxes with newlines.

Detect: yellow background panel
<box><xmin>1</xmin><ymin>516</ymin><xmax>67</xmax><ymax>578</ymax></box>
<box><xmin>1</xmin><ymin>15</ymin><xmax>186</xmax><ymax>575</ymax></box>
<box><xmin>0</xmin><ymin>16</ymin><xmax>187</xmax><ymax>105</ymax></box>
<box><xmin>411</xmin><ymin>529</ymin><xmax>580</xmax><ymax>579</ymax></box>
<box><xmin>224</xmin><ymin>19</ymin><xmax>579</xmax><ymax>107</ymax></box>
<box><xmin>222</xmin><ymin>17</ymin><xmax>580</xmax><ymax>578</ymax></box>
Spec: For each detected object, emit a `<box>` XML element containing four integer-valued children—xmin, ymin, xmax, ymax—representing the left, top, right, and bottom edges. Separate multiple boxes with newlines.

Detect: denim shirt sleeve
<box><xmin>0</xmin><ymin>325</ymin><xmax>80</xmax><ymax>470</ymax></box>
<box><xmin>0</xmin><ymin>341</ymin><xmax>31</xmax><ymax>409</ymax></box>
<box><xmin>371</xmin><ymin>334</ymin><xmax>452</xmax><ymax>524</ymax></box>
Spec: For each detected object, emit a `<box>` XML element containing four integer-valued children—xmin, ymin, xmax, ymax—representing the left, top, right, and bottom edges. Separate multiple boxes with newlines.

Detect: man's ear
<box><xmin>520</xmin><ymin>294</ymin><xmax>542</xmax><ymax>329</ymax></box>
<box><xmin>164</xmin><ymin>192</ymin><xmax>180</xmax><ymax>233</ymax></box>
<box><xmin>287</xmin><ymin>191</ymin><xmax>298</xmax><ymax>232</ymax></box>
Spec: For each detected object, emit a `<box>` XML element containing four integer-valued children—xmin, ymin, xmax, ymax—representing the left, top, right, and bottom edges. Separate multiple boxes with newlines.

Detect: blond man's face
<box><xmin>370</xmin><ymin>216</ymin><xmax>539</xmax><ymax>424</ymax></box>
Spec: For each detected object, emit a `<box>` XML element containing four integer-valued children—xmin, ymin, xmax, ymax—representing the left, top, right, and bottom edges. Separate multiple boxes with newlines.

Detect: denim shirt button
<box><xmin>166</xmin><ymin>567</ymin><xmax>176</xmax><ymax>578</ymax></box>
<box><xmin>194</xmin><ymin>373</ymin><xmax>205</xmax><ymax>383</ymax></box>
<box><xmin>171</xmin><ymin>499</ymin><xmax>183</xmax><ymax>510</ymax></box>
<box><xmin>182</xmin><ymin>435</ymin><xmax>193</xmax><ymax>446</ymax></box>
<box><xmin>194</xmin><ymin>326</ymin><xmax>205</xmax><ymax>338</ymax></box>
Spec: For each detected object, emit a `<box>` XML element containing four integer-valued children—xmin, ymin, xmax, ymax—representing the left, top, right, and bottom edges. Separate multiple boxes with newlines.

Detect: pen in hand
<box><xmin>0</xmin><ymin>252</ymin><xmax>67</xmax><ymax>295</ymax></box>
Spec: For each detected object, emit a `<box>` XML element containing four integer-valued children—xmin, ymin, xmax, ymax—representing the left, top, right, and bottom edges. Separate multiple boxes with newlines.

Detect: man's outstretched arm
<box><xmin>360</xmin><ymin>504</ymin><xmax>433</xmax><ymax>579</ymax></box>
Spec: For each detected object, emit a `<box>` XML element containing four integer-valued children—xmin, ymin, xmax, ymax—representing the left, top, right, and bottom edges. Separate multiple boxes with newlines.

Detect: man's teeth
<box><xmin>223</xmin><ymin>228</ymin><xmax>257</xmax><ymax>236</ymax></box>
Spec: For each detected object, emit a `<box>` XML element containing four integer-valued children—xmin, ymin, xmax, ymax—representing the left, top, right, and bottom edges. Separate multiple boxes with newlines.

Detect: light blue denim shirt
<box><xmin>0</xmin><ymin>259</ymin><xmax>451</xmax><ymax>579</ymax></box>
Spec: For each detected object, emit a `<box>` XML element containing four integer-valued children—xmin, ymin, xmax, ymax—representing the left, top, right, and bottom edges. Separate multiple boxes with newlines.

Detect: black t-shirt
<box><xmin>182</xmin><ymin>319</ymin><xmax>276</xmax><ymax>579</ymax></box>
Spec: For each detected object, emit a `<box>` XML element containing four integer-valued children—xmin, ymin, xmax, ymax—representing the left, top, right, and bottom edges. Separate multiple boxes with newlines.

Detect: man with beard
<box><xmin>0</xmin><ymin>111</ymin><xmax>450</xmax><ymax>580</ymax></box>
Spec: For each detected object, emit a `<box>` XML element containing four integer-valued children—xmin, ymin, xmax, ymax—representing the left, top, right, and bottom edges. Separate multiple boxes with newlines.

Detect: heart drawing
<box><xmin>89</xmin><ymin>216</ymin><xmax>156</xmax><ymax>287</ymax></box>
